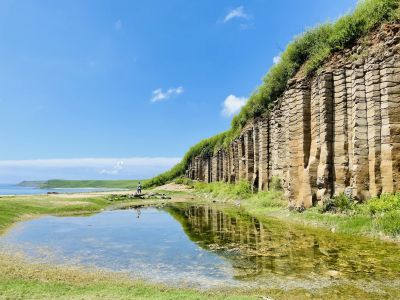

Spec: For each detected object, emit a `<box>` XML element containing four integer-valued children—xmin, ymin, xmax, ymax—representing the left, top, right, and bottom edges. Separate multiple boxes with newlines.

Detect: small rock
<box><xmin>326</xmin><ymin>270</ymin><xmax>341</xmax><ymax>279</ymax></box>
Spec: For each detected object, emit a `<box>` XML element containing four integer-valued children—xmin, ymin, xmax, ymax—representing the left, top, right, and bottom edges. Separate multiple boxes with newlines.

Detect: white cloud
<box><xmin>151</xmin><ymin>86</ymin><xmax>184</xmax><ymax>103</ymax></box>
<box><xmin>273</xmin><ymin>55</ymin><xmax>281</xmax><ymax>65</ymax></box>
<box><xmin>221</xmin><ymin>95</ymin><xmax>247</xmax><ymax>117</ymax></box>
<box><xmin>114</xmin><ymin>19</ymin><xmax>123</xmax><ymax>30</ymax></box>
<box><xmin>100</xmin><ymin>160</ymin><xmax>124</xmax><ymax>175</ymax></box>
<box><xmin>224</xmin><ymin>6</ymin><xmax>249</xmax><ymax>23</ymax></box>
<box><xmin>0</xmin><ymin>157</ymin><xmax>181</xmax><ymax>183</ymax></box>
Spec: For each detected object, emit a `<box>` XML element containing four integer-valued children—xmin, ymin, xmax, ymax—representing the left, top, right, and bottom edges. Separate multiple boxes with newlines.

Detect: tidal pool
<box><xmin>1</xmin><ymin>204</ymin><xmax>400</xmax><ymax>294</ymax></box>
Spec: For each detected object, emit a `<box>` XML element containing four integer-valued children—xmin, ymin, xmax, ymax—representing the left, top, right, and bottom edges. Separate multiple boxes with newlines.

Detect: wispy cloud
<box><xmin>221</xmin><ymin>95</ymin><xmax>247</xmax><ymax>117</ymax></box>
<box><xmin>273</xmin><ymin>54</ymin><xmax>282</xmax><ymax>65</ymax></box>
<box><xmin>0</xmin><ymin>157</ymin><xmax>181</xmax><ymax>183</ymax></box>
<box><xmin>100</xmin><ymin>160</ymin><xmax>124</xmax><ymax>175</ymax></box>
<box><xmin>114</xmin><ymin>19</ymin><xmax>123</xmax><ymax>30</ymax></box>
<box><xmin>223</xmin><ymin>6</ymin><xmax>249</xmax><ymax>23</ymax></box>
<box><xmin>151</xmin><ymin>86</ymin><xmax>184</xmax><ymax>103</ymax></box>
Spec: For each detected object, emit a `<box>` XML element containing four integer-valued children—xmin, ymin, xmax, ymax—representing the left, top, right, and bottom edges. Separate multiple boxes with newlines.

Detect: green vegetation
<box><xmin>0</xmin><ymin>254</ymin><xmax>256</xmax><ymax>300</ymax></box>
<box><xmin>189</xmin><ymin>180</ymin><xmax>400</xmax><ymax>239</ymax></box>
<box><xmin>147</xmin><ymin>0</ymin><xmax>400</xmax><ymax>186</ymax></box>
<box><xmin>17</xmin><ymin>181</ymin><xmax>45</xmax><ymax>187</ymax></box>
<box><xmin>39</xmin><ymin>179</ymin><xmax>142</xmax><ymax>189</ymax></box>
<box><xmin>0</xmin><ymin>195</ymin><xmax>109</xmax><ymax>234</ymax></box>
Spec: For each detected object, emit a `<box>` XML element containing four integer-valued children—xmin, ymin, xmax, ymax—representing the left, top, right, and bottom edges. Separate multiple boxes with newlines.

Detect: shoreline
<box><xmin>0</xmin><ymin>185</ymin><xmax>399</xmax><ymax>299</ymax></box>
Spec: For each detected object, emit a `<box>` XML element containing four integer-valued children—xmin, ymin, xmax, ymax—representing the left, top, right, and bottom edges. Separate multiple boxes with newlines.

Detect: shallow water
<box><xmin>1</xmin><ymin>203</ymin><xmax>400</xmax><ymax>293</ymax></box>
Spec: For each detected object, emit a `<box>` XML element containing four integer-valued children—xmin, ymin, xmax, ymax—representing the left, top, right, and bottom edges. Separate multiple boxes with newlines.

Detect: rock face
<box><xmin>185</xmin><ymin>23</ymin><xmax>400</xmax><ymax>207</ymax></box>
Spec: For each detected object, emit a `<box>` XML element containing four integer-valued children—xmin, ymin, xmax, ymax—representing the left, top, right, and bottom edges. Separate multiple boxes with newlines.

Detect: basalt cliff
<box><xmin>185</xmin><ymin>23</ymin><xmax>400</xmax><ymax>208</ymax></box>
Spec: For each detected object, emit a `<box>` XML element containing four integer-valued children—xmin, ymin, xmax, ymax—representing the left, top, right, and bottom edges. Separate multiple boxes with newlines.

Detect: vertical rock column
<box><xmin>316</xmin><ymin>72</ymin><xmax>334</xmax><ymax>202</ymax></box>
<box><xmin>238</xmin><ymin>135</ymin><xmax>246</xmax><ymax>180</ymax></box>
<box><xmin>380</xmin><ymin>57</ymin><xmax>400</xmax><ymax>193</ymax></box>
<box><xmin>233</xmin><ymin>141</ymin><xmax>239</xmax><ymax>183</ymax></box>
<box><xmin>211</xmin><ymin>156</ymin><xmax>217</xmax><ymax>182</ymax></box>
<box><xmin>225</xmin><ymin>149</ymin><xmax>230</xmax><ymax>183</ymax></box>
<box><xmin>205</xmin><ymin>156</ymin><xmax>211</xmax><ymax>183</ymax></box>
<box><xmin>228</xmin><ymin>145</ymin><xmax>234</xmax><ymax>183</ymax></box>
<box><xmin>258</xmin><ymin>119</ymin><xmax>269</xmax><ymax>191</ymax></box>
<box><xmin>288</xmin><ymin>82</ymin><xmax>313</xmax><ymax>207</ymax></box>
<box><xmin>346</xmin><ymin>68</ymin><xmax>354</xmax><ymax>184</ymax></box>
<box><xmin>307</xmin><ymin>78</ymin><xmax>322</xmax><ymax>204</ymax></box>
<box><xmin>333</xmin><ymin>69</ymin><xmax>350</xmax><ymax>195</ymax></box>
<box><xmin>351</xmin><ymin>63</ymin><xmax>370</xmax><ymax>200</ymax></box>
<box><xmin>245</xmin><ymin>129</ymin><xmax>255</xmax><ymax>183</ymax></box>
<box><xmin>253</xmin><ymin>125</ymin><xmax>260</xmax><ymax>191</ymax></box>
<box><xmin>365</xmin><ymin>63</ymin><xmax>382</xmax><ymax>197</ymax></box>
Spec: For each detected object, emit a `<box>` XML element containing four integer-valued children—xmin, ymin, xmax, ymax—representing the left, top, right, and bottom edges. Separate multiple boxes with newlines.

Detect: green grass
<box><xmin>189</xmin><ymin>180</ymin><xmax>400</xmax><ymax>239</ymax></box>
<box><xmin>0</xmin><ymin>254</ymin><xmax>257</xmax><ymax>300</ymax></box>
<box><xmin>39</xmin><ymin>179</ymin><xmax>144</xmax><ymax>189</ymax></box>
<box><xmin>147</xmin><ymin>0</ymin><xmax>400</xmax><ymax>186</ymax></box>
<box><xmin>0</xmin><ymin>194</ymin><xmax>109</xmax><ymax>234</ymax></box>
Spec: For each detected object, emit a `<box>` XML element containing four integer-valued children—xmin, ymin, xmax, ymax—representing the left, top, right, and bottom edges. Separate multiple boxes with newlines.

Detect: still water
<box><xmin>0</xmin><ymin>204</ymin><xmax>400</xmax><ymax>292</ymax></box>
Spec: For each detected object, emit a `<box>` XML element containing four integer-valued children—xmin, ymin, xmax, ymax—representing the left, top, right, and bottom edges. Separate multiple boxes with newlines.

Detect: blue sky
<box><xmin>0</xmin><ymin>0</ymin><xmax>357</xmax><ymax>182</ymax></box>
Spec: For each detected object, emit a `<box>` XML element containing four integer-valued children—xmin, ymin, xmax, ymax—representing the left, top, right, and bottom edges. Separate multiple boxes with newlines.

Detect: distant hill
<box><xmin>17</xmin><ymin>181</ymin><xmax>45</xmax><ymax>187</ymax></box>
<box><xmin>18</xmin><ymin>179</ymin><xmax>144</xmax><ymax>189</ymax></box>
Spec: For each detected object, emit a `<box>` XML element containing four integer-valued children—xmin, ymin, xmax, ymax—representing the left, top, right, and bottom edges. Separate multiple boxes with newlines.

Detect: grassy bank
<box><xmin>38</xmin><ymin>179</ymin><xmax>143</xmax><ymax>189</ymax></box>
<box><xmin>0</xmin><ymin>194</ymin><xmax>110</xmax><ymax>234</ymax></box>
<box><xmin>191</xmin><ymin>180</ymin><xmax>400</xmax><ymax>241</ymax></box>
<box><xmin>0</xmin><ymin>253</ymin><xmax>258</xmax><ymax>300</ymax></box>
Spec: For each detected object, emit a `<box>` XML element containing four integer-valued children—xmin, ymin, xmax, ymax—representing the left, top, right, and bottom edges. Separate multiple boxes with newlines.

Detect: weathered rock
<box><xmin>185</xmin><ymin>24</ymin><xmax>400</xmax><ymax>207</ymax></box>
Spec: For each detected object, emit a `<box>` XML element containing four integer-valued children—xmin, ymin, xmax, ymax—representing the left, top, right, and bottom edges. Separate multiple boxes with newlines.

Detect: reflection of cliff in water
<box><xmin>166</xmin><ymin>204</ymin><xmax>400</xmax><ymax>281</ymax></box>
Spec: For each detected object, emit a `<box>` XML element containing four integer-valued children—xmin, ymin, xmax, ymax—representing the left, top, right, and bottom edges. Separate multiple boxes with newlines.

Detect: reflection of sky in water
<box><xmin>1</xmin><ymin>206</ymin><xmax>400</xmax><ymax>292</ymax></box>
<box><xmin>0</xmin><ymin>209</ymin><xmax>235</xmax><ymax>287</ymax></box>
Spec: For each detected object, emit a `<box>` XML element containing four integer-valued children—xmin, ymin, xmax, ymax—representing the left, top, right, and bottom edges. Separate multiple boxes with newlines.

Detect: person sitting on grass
<box><xmin>137</xmin><ymin>182</ymin><xmax>142</xmax><ymax>195</ymax></box>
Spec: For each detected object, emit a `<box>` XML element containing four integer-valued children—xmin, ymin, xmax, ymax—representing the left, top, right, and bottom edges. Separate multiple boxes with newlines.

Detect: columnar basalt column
<box><xmin>233</xmin><ymin>141</ymin><xmax>239</xmax><ymax>183</ymax></box>
<box><xmin>288</xmin><ymin>81</ymin><xmax>313</xmax><ymax>207</ymax></box>
<box><xmin>345</xmin><ymin>67</ymin><xmax>354</xmax><ymax>183</ymax></box>
<box><xmin>365</xmin><ymin>62</ymin><xmax>382</xmax><ymax>197</ymax></box>
<box><xmin>306</xmin><ymin>78</ymin><xmax>322</xmax><ymax>204</ymax></box>
<box><xmin>280</xmin><ymin>98</ymin><xmax>290</xmax><ymax>192</ymax></box>
<box><xmin>205</xmin><ymin>156</ymin><xmax>211</xmax><ymax>183</ymax></box>
<box><xmin>258</xmin><ymin>119</ymin><xmax>269</xmax><ymax>191</ymax></box>
<box><xmin>253</xmin><ymin>123</ymin><xmax>260</xmax><ymax>191</ymax></box>
<box><xmin>333</xmin><ymin>69</ymin><xmax>350</xmax><ymax>195</ymax></box>
<box><xmin>245</xmin><ymin>128</ymin><xmax>255</xmax><ymax>184</ymax></box>
<box><xmin>225</xmin><ymin>149</ymin><xmax>230</xmax><ymax>183</ymax></box>
<box><xmin>316</xmin><ymin>72</ymin><xmax>334</xmax><ymax>202</ymax></box>
<box><xmin>351</xmin><ymin>63</ymin><xmax>370</xmax><ymax>200</ymax></box>
<box><xmin>238</xmin><ymin>135</ymin><xmax>246</xmax><ymax>180</ymax></box>
<box><xmin>216</xmin><ymin>151</ymin><xmax>221</xmax><ymax>182</ymax></box>
<box><xmin>228</xmin><ymin>144</ymin><xmax>234</xmax><ymax>183</ymax></box>
<box><xmin>211</xmin><ymin>156</ymin><xmax>217</xmax><ymax>182</ymax></box>
<box><xmin>380</xmin><ymin>57</ymin><xmax>400</xmax><ymax>193</ymax></box>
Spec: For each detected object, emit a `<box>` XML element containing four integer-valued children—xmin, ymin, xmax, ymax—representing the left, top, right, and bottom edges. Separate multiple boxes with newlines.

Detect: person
<box><xmin>137</xmin><ymin>181</ymin><xmax>142</xmax><ymax>195</ymax></box>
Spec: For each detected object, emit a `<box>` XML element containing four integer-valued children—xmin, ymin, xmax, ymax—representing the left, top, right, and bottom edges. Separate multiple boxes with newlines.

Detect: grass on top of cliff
<box><xmin>145</xmin><ymin>0</ymin><xmax>400</xmax><ymax>188</ymax></box>
<box><xmin>189</xmin><ymin>179</ymin><xmax>400</xmax><ymax>240</ymax></box>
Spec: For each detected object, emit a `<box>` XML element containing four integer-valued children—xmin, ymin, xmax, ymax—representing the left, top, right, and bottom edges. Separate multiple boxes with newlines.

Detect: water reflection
<box><xmin>167</xmin><ymin>204</ymin><xmax>400</xmax><ymax>282</ymax></box>
<box><xmin>0</xmin><ymin>203</ymin><xmax>399</xmax><ymax>292</ymax></box>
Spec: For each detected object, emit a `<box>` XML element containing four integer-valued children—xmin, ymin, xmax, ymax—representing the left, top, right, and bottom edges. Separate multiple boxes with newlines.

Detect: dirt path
<box><xmin>152</xmin><ymin>183</ymin><xmax>192</xmax><ymax>192</ymax></box>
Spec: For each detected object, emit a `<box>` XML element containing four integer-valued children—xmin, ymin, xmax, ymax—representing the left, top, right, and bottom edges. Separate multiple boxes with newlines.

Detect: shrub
<box><xmin>269</xmin><ymin>176</ymin><xmax>282</xmax><ymax>191</ymax></box>
<box><xmin>376</xmin><ymin>210</ymin><xmax>400</xmax><ymax>236</ymax></box>
<box><xmin>252</xmin><ymin>190</ymin><xmax>286</xmax><ymax>208</ymax></box>
<box><xmin>368</xmin><ymin>193</ymin><xmax>400</xmax><ymax>214</ymax></box>
<box><xmin>320</xmin><ymin>193</ymin><xmax>354</xmax><ymax>213</ymax></box>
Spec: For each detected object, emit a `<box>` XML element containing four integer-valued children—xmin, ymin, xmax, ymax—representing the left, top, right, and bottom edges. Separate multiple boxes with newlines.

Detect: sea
<box><xmin>0</xmin><ymin>184</ymin><xmax>119</xmax><ymax>195</ymax></box>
